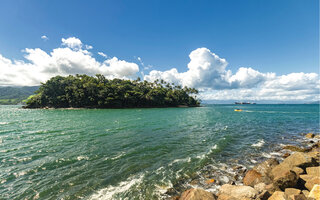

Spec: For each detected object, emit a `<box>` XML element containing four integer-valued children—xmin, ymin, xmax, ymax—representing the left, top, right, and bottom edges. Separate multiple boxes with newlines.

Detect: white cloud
<box><xmin>98</xmin><ymin>52</ymin><xmax>108</xmax><ymax>58</ymax></box>
<box><xmin>0</xmin><ymin>37</ymin><xmax>139</xmax><ymax>86</ymax></box>
<box><xmin>85</xmin><ymin>45</ymin><xmax>93</xmax><ymax>50</ymax></box>
<box><xmin>41</xmin><ymin>35</ymin><xmax>48</xmax><ymax>40</ymax></box>
<box><xmin>1</xmin><ymin>40</ymin><xmax>318</xmax><ymax>101</ymax></box>
<box><xmin>145</xmin><ymin>48</ymin><xmax>230</xmax><ymax>89</ymax></box>
<box><xmin>61</xmin><ymin>37</ymin><xmax>82</xmax><ymax>49</ymax></box>
<box><xmin>144</xmin><ymin>48</ymin><xmax>319</xmax><ymax>101</ymax></box>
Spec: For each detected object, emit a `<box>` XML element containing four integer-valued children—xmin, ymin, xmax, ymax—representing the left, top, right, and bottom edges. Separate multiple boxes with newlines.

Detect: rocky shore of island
<box><xmin>170</xmin><ymin>133</ymin><xmax>320</xmax><ymax>200</ymax></box>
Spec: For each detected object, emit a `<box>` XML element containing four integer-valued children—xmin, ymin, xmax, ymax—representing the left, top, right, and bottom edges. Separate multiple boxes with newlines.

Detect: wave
<box><xmin>77</xmin><ymin>156</ymin><xmax>89</xmax><ymax>161</ymax></box>
<box><xmin>251</xmin><ymin>139</ymin><xmax>265</xmax><ymax>147</ymax></box>
<box><xmin>0</xmin><ymin>122</ymin><xmax>9</xmax><ymax>125</ymax></box>
<box><xmin>168</xmin><ymin>157</ymin><xmax>191</xmax><ymax>166</ymax></box>
<box><xmin>89</xmin><ymin>174</ymin><xmax>144</xmax><ymax>200</ymax></box>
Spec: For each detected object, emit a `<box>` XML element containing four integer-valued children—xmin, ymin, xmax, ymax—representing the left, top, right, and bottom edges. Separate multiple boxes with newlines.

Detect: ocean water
<box><xmin>0</xmin><ymin>104</ymin><xmax>318</xmax><ymax>199</ymax></box>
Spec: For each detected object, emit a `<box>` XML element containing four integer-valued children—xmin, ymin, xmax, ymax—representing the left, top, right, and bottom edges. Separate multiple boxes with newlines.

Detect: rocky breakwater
<box><xmin>177</xmin><ymin>133</ymin><xmax>320</xmax><ymax>200</ymax></box>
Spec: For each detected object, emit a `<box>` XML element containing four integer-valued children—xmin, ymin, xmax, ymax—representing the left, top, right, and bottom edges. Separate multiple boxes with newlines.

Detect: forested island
<box><xmin>24</xmin><ymin>74</ymin><xmax>200</xmax><ymax>108</ymax></box>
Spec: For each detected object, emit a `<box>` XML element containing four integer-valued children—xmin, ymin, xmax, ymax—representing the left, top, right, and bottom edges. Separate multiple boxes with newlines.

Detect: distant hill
<box><xmin>0</xmin><ymin>86</ymin><xmax>39</xmax><ymax>105</ymax></box>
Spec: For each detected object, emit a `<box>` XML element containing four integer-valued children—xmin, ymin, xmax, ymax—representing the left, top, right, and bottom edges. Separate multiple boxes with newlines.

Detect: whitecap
<box><xmin>250</xmin><ymin>159</ymin><xmax>257</xmax><ymax>164</ymax></box>
<box><xmin>168</xmin><ymin>157</ymin><xmax>191</xmax><ymax>166</ymax></box>
<box><xmin>13</xmin><ymin>171</ymin><xmax>27</xmax><ymax>178</ymax></box>
<box><xmin>110</xmin><ymin>152</ymin><xmax>126</xmax><ymax>160</ymax></box>
<box><xmin>208</xmin><ymin>144</ymin><xmax>218</xmax><ymax>154</ymax></box>
<box><xmin>269</xmin><ymin>152</ymin><xmax>282</xmax><ymax>156</ymax></box>
<box><xmin>251</xmin><ymin>139</ymin><xmax>265</xmax><ymax>147</ymax></box>
<box><xmin>0</xmin><ymin>122</ymin><xmax>9</xmax><ymax>125</ymax></box>
<box><xmin>77</xmin><ymin>156</ymin><xmax>89</xmax><ymax>161</ymax></box>
<box><xmin>262</xmin><ymin>152</ymin><xmax>272</xmax><ymax>158</ymax></box>
<box><xmin>89</xmin><ymin>174</ymin><xmax>144</xmax><ymax>200</ymax></box>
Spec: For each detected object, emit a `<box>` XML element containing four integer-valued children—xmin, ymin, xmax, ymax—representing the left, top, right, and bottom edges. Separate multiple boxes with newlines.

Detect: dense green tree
<box><xmin>25</xmin><ymin>74</ymin><xmax>200</xmax><ymax>108</ymax></box>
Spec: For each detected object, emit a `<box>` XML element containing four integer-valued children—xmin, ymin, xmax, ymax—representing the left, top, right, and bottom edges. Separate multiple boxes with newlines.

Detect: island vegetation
<box><xmin>24</xmin><ymin>74</ymin><xmax>200</xmax><ymax>108</ymax></box>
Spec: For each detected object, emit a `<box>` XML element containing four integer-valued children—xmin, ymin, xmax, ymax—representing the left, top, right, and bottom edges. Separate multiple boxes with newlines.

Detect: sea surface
<box><xmin>0</xmin><ymin>104</ymin><xmax>319</xmax><ymax>199</ymax></box>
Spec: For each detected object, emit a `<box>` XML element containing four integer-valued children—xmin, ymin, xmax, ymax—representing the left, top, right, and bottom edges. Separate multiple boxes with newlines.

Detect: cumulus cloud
<box><xmin>0</xmin><ymin>37</ymin><xmax>139</xmax><ymax>86</ymax></box>
<box><xmin>98</xmin><ymin>52</ymin><xmax>108</xmax><ymax>58</ymax></box>
<box><xmin>144</xmin><ymin>48</ymin><xmax>319</xmax><ymax>101</ymax></box>
<box><xmin>61</xmin><ymin>37</ymin><xmax>82</xmax><ymax>49</ymax></box>
<box><xmin>85</xmin><ymin>45</ymin><xmax>93</xmax><ymax>50</ymax></box>
<box><xmin>41</xmin><ymin>35</ymin><xmax>48</xmax><ymax>41</ymax></box>
<box><xmin>1</xmin><ymin>40</ymin><xmax>318</xmax><ymax>101</ymax></box>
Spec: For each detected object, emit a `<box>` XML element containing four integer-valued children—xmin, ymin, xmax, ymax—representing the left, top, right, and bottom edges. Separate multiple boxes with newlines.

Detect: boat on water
<box><xmin>234</xmin><ymin>109</ymin><xmax>243</xmax><ymax>112</ymax></box>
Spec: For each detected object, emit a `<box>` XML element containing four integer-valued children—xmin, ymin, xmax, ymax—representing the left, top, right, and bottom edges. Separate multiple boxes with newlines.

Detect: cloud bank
<box><xmin>0</xmin><ymin>37</ymin><xmax>139</xmax><ymax>86</ymax></box>
<box><xmin>0</xmin><ymin>39</ymin><xmax>318</xmax><ymax>101</ymax></box>
<box><xmin>144</xmin><ymin>48</ymin><xmax>319</xmax><ymax>101</ymax></box>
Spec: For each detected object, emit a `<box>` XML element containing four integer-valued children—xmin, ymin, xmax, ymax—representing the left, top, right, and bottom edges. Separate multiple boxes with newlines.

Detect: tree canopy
<box><xmin>24</xmin><ymin>74</ymin><xmax>200</xmax><ymax>108</ymax></box>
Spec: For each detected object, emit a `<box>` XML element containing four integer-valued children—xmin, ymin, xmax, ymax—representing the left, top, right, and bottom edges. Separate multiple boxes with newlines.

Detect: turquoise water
<box><xmin>0</xmin><ymin>104</ymin><xmax>319</xmax><ymax>199</ymax></box>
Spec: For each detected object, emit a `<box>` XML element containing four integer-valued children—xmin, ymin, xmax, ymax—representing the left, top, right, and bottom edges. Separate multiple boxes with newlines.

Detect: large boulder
<box><xmin>254</xmin><ymin>183</ymin><xmax>266</xmax><ymax>193</ymax></box>
<box><xmin>284</xmin><ymin>188</ymin><xmax>301</xmax><ymax>198</ymax></box>
<box><xmin>282</xmin><ymin>152</ymin><xmax>316</xmax><ymax>169</ymax></box>
<box><xmin>305</xmin><ymin>133</ymin><xmax>315</xmax><ymax>139</ymax></box>
<box><xmin>282</xmin><ymin>145</ymin><xmax>309</xmax><ymax>153</ymax></box>
<box><xmin>299</xmin><ymin>174</ymin><xmax>314</xmax><ymax>182</ymax></box>
<box><xmin>243</xmin><ymin>170</ymin><xmax>262</xmax><ymax>186</ymax></box>
<box><xmin>301</xmin><ymin>190</ymin><xmax>309</xmax><ymax>197</ymax></box>
<box><xmin>284</xmin><ymin>188</ymin><xmax>301</xmax><ymax>195</ymax></box>
<box><xmin>292</xmin><ymin>167</ymin><xmax>304</xmax><ymax>175</ymax></box>
<box><xmin>180</xmin><ymin>188</ymin><xmax>216</xmax><ymax>200</ymax></box>
<box><xmin>268</xmin><ymin>191</ymin><xmax>288</xmax><ymax>200</ymax></box>
<box><xmin>216</xmin><ymin>194</ymin><xmax>237</xmax><ymax>200</ymax></box>
<box><xmin>256</xmin><ymin>190</ymin><xmax>271</xmax><ymax>200</ymax></box>
<box><xmin>305</xmin><ymin>177</ymin><xmax>320</xmax><ymax>191</ymax></box>
<box><xmin>306</xmin><ymin>166</ymin><xmax>320</xmax><ymax>176</ymax></box>
<box><xmin>218</xmin><ymin>184</ymin><xmax>258</xmax><ymax>199</ymax></box>
<box><xmin>290</xmin><ymin>194</ymin><xmax>308</xmax><ymax>200</ymax></box>
<box><xmin>306</xmin><ymin>151</ymin><xmax>320</xmax><ymax>163</ymax></box>
<box><xmin>253</xmin><ymin>158</ymin><xmax>279</xmax><ymax>177</ymax></box>
<box><xmin>308</xmin><ymin>184</ymin><xmax>320</xmax><ymax>199</ymax></box>
<box><xmin>271</xmin><ymin>163</ymin><xmax>299</xmax><ymax>190</ymax></box>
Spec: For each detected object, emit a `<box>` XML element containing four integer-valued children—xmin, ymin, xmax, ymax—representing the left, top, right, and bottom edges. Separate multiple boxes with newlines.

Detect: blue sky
<box><xmin>0</xmin><ymin>0</ymin><xmax>318</xmax><ymax>74</ymax></box>
<box><xmin>0</xmin><ymin>0</ymin><xmax>319</xmax><ymax>101</ymax></box>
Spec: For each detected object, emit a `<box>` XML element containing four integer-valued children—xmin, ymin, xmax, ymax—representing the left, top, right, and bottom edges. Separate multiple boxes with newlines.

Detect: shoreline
<box><xmin>168</xmin><ymin>133</ymin><xmax>320</xmax><ymax>200</ymax></box>
<box><xmin>21</xmin><ymin>105</ymin><xmax>201</xmax><ymax>109</ymax></box>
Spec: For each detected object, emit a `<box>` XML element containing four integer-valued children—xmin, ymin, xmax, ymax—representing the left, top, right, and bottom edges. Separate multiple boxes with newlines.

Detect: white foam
<box><xmin>251</xmin><ymin>139</ymin><xmax>265</xmax><ymax>147</ymax></box>
<box><xmin>196</xmin><ymin>154</ymin><xmax>206</xmax><ymax>159</ymax></box>
<box><xmin>168</xmin><ymin>157</ymin><xmax>191</xmax><ymax>166</ymax></box>
<box><xmin>262</xmin><ymin>152</ymin><xmax>272</xmax><ymax>158</ymax></box>
<box><xmin>269</xmin><ymin>152</ymin><xmax>282</xmax><ymax>156</ymax></box>
<box><xmin>0</xmin><ymin>122</ymin><xmax>9</xmax><ymax>125</ymax></box>
<box><xmin>77</xmin><ymin>156</ymin><xmax>89</xmax><ymax>161</ymax></box>
<box><xmin>89</xmin><ymin>174</ymin><xmax>144</xmax><ymax>200</ymax></box>
<box><xmin>111</xmin><ymin>152</ymin><xmax>126</xmax><ymax>160</ymax></box>
<box><xmin>220</xmin><ymin>176</ymin><xmax>230</xmax><ymax>183</ymax></box>
<box><xmin>13</xmin><ymin>171</ymin><xmax>27</xmax><ymax>178</ymax></box>
<box><xmin>250</xmin><ymin>159</ymin><xmax>257</xmax><ymax>164</ymax></box>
